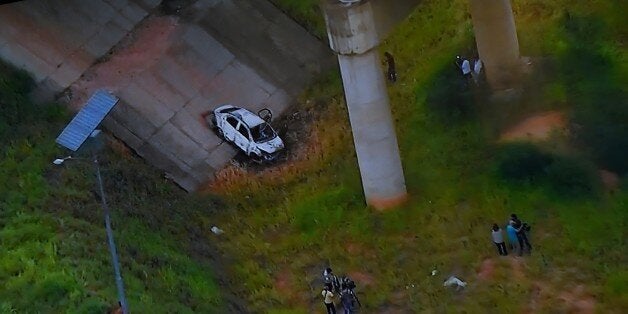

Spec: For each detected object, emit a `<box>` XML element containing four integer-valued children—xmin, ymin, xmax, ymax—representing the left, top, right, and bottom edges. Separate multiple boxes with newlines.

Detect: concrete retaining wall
<box><xmin>0</xmin><ymin>0</ymin><xmax>333</xmax><ymax>191</ymax></box>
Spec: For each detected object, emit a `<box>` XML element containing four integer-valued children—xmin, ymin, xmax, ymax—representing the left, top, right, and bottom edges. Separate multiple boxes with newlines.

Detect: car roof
<box><xmin>235</xmin><ymin>109</ymin><xmax>265</xmax><ymax>127</ymax></box>
<box><xmin>217</xmin><ymin>105</ymin><xmax>265</xmax><ymax>127</ymax></box>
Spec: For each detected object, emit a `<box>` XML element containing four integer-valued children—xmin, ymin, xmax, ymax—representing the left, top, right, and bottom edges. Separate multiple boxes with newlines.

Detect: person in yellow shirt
<box><xmin>321</xmin><ymin>286</ymin><xmax>336</xmax><ymax>314</ymax></box>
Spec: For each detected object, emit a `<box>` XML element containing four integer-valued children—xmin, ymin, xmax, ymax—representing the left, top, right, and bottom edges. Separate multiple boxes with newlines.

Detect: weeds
<box><xmin>212</xmin><ymin>0</ymin><xmax>627</xmax><ymax>312</ymax></box>
<box><xmin>1</xmin><ymin>0</ymin><xmax>626</xmax><ymax>312</ymax></box>
<box><xmin>0</xmin><ymin>60</ymin><xmax>227</xmax><ymax>312</ymax></box>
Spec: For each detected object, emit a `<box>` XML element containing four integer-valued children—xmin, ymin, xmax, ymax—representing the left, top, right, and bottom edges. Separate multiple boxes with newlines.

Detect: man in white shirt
<box><xmin>472</xmin><ymin>58</ymin><xmax>483</xmax><ymax>84</ymax></box>
<box><xmin>491</xmin><ymin>223</ymin><xmax>508</xmax><ymax>256</ymax></box>
<box><xmin>322</xmin><ymin>287</ymin><xmax>336</xmax><ymax>314</ymax></box>
<box><xmin>456</xmin><ymin>56</ymin><xmax>472</xmax><ymax>77</ymax></box>
<box><xmin>455</xmin><ymin>55</ymin><xmax>474</xmax><ymax>88</ymax></box>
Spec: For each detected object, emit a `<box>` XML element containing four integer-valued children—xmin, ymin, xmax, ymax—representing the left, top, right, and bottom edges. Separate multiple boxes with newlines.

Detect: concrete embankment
<box><xmin>0</xmin><ymin>0</ymin><xmax>333</xmax><ymax>190</ymax></box>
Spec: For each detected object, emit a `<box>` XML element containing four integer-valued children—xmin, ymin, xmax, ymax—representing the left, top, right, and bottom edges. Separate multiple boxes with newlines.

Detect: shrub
<box><xmin>559</xmin><ymin>14</ymin><xmax>628</xmax><ymax>175</ymax></box>
<box><xmin>496</xmin><ymin>143</ymin><xmax>600</xmax><ymax>198</ymax></box>
<box><xmin>496</xmin><ymin>143</ymin><xmax>553</xmax><ymax>182</ymax></box>
<box><xmin>546</xmin><ymin>156</ymin><xmax>599</xmax><ymax>197</ymax></box>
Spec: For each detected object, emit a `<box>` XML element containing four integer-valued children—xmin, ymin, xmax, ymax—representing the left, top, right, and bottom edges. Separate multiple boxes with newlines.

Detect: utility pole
<box><xmin>55</xmin><ymin>90</ymin><xmax>127</xmax><ymax>312</ymax></box>
<box><xmin>94</xmin><ymin>156</ymin><xmax>128</xmax><ymax>314</ymax></box>
<box><xmin>469</xmin><ymin>0</ymin><xmax>521</xmax><ymax>90</ymax></box>
<box><xmin>322</xmin><ymin>0</ymin><xmax>407</xmax><ymax>209</ymax></box>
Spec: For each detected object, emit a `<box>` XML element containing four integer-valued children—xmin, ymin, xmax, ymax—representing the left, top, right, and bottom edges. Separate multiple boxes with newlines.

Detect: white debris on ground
<box><xmin>210</xmin><ymin>226</ymin><xmax>224</xmax><ymax>235</ymax></box>
<box><xmin>443</xmin><ymin>276</ymin><xmax>467</xmax><ymax>289</ymax></box>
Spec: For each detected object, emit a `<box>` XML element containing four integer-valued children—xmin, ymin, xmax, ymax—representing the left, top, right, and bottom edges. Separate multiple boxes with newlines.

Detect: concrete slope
<box><xmin>0</xmin><ymin>0</ymin><xmax>161</xmax><ymax>100</ymax></box>
<box><xmin>0</xmin><ymin>0</ymin><xmax>334</xmax><ymax>191</ymax></box>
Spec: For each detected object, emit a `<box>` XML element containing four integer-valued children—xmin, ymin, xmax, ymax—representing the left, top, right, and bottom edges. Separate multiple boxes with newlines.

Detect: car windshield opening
<box><xmin>250</xmin><ymin>123</ymin><xmax>276</xmax><ymax>143</ymax></box>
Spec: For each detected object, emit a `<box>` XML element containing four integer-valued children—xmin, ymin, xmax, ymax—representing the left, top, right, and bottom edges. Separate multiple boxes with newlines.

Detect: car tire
<box><xmin>216</xmin><ymin>128</ymin><xmax>225</xmax><ymax>140</ymax></box>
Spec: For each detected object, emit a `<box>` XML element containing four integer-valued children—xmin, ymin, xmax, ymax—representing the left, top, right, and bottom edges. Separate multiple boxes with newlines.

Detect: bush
<box><xmin>496</xmin><ymin>143</ymin><xmax>599</xmax><ymax>198</ymax></box>
<box><xmin>496</xmin><ymin>143</ymin><xmax>553</xmax><ymax>182</ymax></box>
<box><xmin>559</xmin><ymin>14</ymin><xmax>628</xmax><ymax>175</ymax></box>
<box><xmin>546</xmin><ymin>156</ymin><xmax>599</xmax><ymax>197</ymax></box>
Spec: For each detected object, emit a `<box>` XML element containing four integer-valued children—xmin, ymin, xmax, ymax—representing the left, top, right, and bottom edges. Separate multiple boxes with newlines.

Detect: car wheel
<box><xmin>216</xmin><ymin>128</ymin><xmax>225</xmax><ymax>139</ymax></box>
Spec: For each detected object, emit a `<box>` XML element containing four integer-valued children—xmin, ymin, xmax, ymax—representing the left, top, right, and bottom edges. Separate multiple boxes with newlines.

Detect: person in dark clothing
<box><xmin>340</xmin><ymin>289</ymin><xmax>355</xmax><ymax>314</ymax></box>
<box><xmin>384</xmin><ymin>52</ymin><xmax>397</xmax><ymax>83</ymax></box>
<box><xmin>510</xmin><ymin>214</ymin><xmax>532</xmax><ymax>253</ymax></box>
<box><xmin>491</xmin><ymin>223</ymin><xmax>508</xmax><ymax>256</ymax></box>
<box><xmin>324</xmin><ymin>268</ymin><xmax>340</xmax><ymax>293</ymax></box>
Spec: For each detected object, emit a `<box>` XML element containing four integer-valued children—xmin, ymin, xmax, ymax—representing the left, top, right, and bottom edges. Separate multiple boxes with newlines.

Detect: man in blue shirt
<box><xmin>506</xmin><ymin>222</ymin><xmax>521</xmax><ymax>256</ymax></box>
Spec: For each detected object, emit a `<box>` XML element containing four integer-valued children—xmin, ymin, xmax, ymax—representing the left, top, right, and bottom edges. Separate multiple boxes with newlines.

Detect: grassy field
<box><xmin>207</xmin><ymin>0</ymin><xmax>627</xmax><ymax>312</ymax></box>
<box><xmin>1</xmin><ymin>0</ymin><xmax>626</xmax><ymax>313</ymax></box>
<box><xmin>0</xmin><ymin>63</ymin><xmax>232</xmax><ymax>312</ymax></box>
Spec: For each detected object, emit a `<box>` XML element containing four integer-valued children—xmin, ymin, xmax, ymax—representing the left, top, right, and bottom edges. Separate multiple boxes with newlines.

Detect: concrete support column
<box><xmin>469</xmin><ymin>0</ymin><xmax>521</xmax><ymax>90</ymax></box>
<box><xmin>323</xmin><ymin>0</ymin><xmax>407</xmax><ymax>209</ymax></box>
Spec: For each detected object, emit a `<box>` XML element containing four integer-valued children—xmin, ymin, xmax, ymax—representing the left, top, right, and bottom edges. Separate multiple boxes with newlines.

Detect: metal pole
<box><xmin>94</xmin><ymin>156</ymin><xmax>128</xmax><ymax>313</ymax></box>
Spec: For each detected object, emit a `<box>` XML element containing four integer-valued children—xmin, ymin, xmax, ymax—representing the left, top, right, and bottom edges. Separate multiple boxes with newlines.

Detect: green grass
<box><xmin>268</xmin><ymin>0</ymin><xmax>325</xmax><ymax>39</ymax></box>
<box><xmin>1</xmin><ymin>0</ymin><xmax>626</xmax><ymax>312</ymax></box>
<box><xmin>0</xmin><ymin>62</ymin><xmax>227</xmax><ymax>312</ymax></box>
<box><xmin>210</xmin><ymin>0</ymin><xmax>628</xmax><ymax>312</ymax></box>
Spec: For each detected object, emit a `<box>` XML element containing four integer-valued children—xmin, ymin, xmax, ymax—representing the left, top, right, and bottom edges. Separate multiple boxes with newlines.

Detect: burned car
<box><xmin>209</xmin><ymin>105</ymin><xmax>284</xmax><ymax>162</ymax></box>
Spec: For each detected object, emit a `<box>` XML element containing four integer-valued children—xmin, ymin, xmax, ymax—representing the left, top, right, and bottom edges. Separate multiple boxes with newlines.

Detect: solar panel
<box><xmin>56</xmin><ymin>90</ymin><xmax>119</xmax><ymax>151</ymax></box>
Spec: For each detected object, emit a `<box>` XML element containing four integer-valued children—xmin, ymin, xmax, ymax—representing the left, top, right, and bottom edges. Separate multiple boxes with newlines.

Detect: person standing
<box><xmin>340</xmin><ymin>288</ymin><xmax>354</xmax><ymax>314</ymax></box>
<box><xmin>455</xmin><ymin>55</ymin><xmax>473</xmax><ymax>88</ymax></box>
<box><xmin>491</xmin><ymin>223</ymin><xmax>508</xmax><ymax>256</ymax></box>
<box><xmin>324</xmin><ymin>268</ymin><xmax>340</xmax><ymax>293</ymax></box>
<box><xmin>510</xmin><ymin>214</ymin><xmax>532</xmax><ymax>253</ymax></box>
<box><xmin>384</xmin><ymin>52</ymin><xmax>397</xmax><ymax>83</ymax></box>
<box><xmin>472</xmin><ymin>58</ymin><xmax>483</xmax><ymax>85</ymax></box>
<box><xmin>506</xmin><ymin>222</ymin><xmax>521</xmax><ymax>256</ymax></box>
<box><xmin>455</xmin><ymin>56</ymin><xmax>472</xmax><ymax>78</ymax></box>
<box><xmin>322</xmin><ymin>287</ymin><xmax>337</xmax><ymax>314</ymax></box>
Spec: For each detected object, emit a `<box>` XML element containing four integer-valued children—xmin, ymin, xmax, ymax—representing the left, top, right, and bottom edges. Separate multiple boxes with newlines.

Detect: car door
<box><xmin>234</xmin><ymin>122</ymin><xmax>251</xmax><ymax>153</ymax></box>
<box><xmin>224</xmin><ymin>116</ymin><xmax>239</xmax><ymax>141</ymax></box>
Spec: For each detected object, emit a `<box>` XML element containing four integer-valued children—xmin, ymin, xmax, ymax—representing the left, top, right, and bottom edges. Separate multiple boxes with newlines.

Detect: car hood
<box><xmin>256</xmin><ymin>136</ymin><xmax>284</xmax><ymax>153</ymax></box>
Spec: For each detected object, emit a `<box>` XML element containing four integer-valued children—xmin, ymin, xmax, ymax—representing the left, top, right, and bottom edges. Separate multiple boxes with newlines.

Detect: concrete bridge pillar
<box><xmin>469</xmin><ymin>0</ymin><xmax>521</xmax><ymax>90</ymax></box>
<box><xmin>322</xmin><ymin>0</ymin><xmax>407</xmax><ymax>209</ymax></box>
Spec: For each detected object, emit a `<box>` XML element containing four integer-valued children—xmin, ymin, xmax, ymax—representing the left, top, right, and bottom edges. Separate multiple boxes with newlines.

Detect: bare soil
<box><xmin>69</xmin><ymin>16</ymin><xmax>180</xmax><ymax>109</ymax></box>
<box><xmin>500</xmin><ymin>110</ymin><xmax>567</xmax><ymax>142</ymax></box>
<box><xmin>477</xmin><ymin>258</ymin><xmax>495</xmax><ymax>281</ymax></box>
<box><xmin>599</xmin><ymin>169</ymin><xmax>620</xmax><ymax>191</ymax></box>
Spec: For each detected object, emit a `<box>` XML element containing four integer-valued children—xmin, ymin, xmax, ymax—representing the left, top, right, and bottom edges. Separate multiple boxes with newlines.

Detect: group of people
<box><xmin>321</xmin><ymin>268</ymin><xmax>360</xmax><ymax>314</ymax></box>
<box><xmin>455</xmin><ymin>55</ymin><xmax>483</xmax><ymax>86</ymax></box>
<box><xmin>382</xmin><ymin>53</ymin><xmax>485</xmax><ymax>86</ymax></box>
<box><xmin>491</xmin><ymin>214</ymin><xmax>532</xmax><ymax>256</ymax></box>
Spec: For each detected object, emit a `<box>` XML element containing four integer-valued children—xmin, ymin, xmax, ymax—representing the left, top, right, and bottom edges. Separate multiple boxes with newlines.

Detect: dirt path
<box><xmin>500</xmin><ymin>111</ymin><xmax>566</xmax><ymax>142</ymax></box>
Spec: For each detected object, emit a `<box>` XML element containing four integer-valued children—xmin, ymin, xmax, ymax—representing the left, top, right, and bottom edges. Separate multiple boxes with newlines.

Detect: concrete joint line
<box><xmin>166</xmin><ymin>112</ymin><xmax>208</xmax><ymax>150</ymax></box>
<box><xmin>181</xmin><ymin>58</ymin><xmax>236</xmax><ymax>109</ymax></box>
